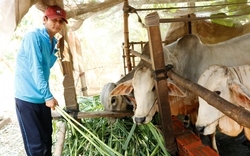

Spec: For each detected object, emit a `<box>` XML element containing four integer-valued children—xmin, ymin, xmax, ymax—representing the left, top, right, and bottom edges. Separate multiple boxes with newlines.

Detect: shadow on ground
<box><xmin>200</xmin><ymin>130</ymin><xmax>250</xmax><ymax>156</ymax></box>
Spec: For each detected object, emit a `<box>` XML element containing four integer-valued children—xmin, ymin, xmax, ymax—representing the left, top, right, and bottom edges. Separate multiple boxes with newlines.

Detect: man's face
<box><xmin>44</xmin><ymin>16</ymin><xmax>65</xmax><ymax>35</ymax></box>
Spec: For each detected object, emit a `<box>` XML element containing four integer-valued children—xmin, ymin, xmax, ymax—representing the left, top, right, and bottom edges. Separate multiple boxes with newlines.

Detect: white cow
<box><xmin>110</xmin><ymin>67</ymin><xmax>198</xmax><ymax>125</ymax></box>
<box><xmin>101</xmin><ymin>33</ymin><xmax>250</xmax><ymax>124</ymax></box>
<box><xmin>196</xmin><ymin>64</ymin><xmax>250</xmax><ymax>153</ymax></box>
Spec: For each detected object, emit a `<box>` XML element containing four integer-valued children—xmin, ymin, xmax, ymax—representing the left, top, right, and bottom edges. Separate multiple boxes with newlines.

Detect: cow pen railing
<box><xmin>138</xmin><ymin>11</ymin><xmax>250</xmax><ymax>155</ymax></box>
<box><xmin>122</xmin><ymin>41</ymin><xmax>147</xmax><ymax>75</ymax></box>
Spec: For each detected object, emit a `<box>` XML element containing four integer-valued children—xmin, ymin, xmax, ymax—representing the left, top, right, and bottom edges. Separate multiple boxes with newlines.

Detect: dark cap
<box><xmin>45</xmin><ymin>6</ymin><xmax>68</xmax><ymax>24</ymax></box>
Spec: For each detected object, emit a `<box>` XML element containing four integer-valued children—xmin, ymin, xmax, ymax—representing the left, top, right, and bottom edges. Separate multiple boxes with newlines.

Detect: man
<box><xmin>14</xmin><ymin>5</ymin><xmax>68</xmax><ymax>156</ymax></box>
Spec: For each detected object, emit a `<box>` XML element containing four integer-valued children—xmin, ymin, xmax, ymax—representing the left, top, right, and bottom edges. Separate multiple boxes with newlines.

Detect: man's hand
<box><xmin>46</xmin><ymin>98</ymin><xmax>58</xmax><ymax>110</ymax></box>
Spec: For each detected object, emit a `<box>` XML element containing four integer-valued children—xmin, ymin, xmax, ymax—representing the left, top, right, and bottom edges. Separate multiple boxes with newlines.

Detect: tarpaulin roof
<box><xmin>1</xmin><ymin>0</ymin><xmax>250</xmax><ymax>57</ymax></box>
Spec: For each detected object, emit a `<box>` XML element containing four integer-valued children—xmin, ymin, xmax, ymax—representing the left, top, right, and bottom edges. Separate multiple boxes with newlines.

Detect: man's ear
<box><xmin>43</xmin><ymin>16</ymin><xmax>48</xmax><ymax>24</ymax></box>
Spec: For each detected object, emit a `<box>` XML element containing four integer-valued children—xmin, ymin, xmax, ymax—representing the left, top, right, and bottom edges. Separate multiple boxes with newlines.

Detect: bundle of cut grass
<box><xmin>54</xmin><ymin>95</ymin><xmax>170</xmax><ymax>156</ymax></box>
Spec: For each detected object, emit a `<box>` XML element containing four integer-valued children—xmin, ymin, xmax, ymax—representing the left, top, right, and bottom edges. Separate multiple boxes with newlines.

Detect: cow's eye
<box><xmin>152</xmin><ymin>86</ymin><xmax>156</xmax><ymax>91</ymax></box>
<box><xmin>111</xmin><ymin>97</ymin><xmax>116</xmax><ymax>105</ymax></box>
<box><xmin>214</xmin><ymin>91</ymin><xmax>221</xmax><ymax>95</ymax></box>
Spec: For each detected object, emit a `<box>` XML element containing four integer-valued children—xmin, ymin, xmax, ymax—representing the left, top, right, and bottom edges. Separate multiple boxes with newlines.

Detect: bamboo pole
<box><xmin>54</xmin><ymin>121</ymin><xmax>66</xmax><ymax>156</ymax></box>
<box><xmin>130</xmin><ymin>49</ymin><xmax>151</xmax><ymax>64</ymax></box>
<box><xmin>123</xmin><ymin>0</ymin><xmax>132</xmax><ymax>73</ymax></box>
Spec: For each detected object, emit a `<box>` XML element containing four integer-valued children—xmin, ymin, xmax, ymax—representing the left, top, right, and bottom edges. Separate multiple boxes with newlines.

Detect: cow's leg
<box><xmin>243</xmin><ymin>127</ymin><xmax>250</xmax><ymax>146</ymax></box>
<box><xmin>209</xmin><ymin>132</ymin><xmax>219</xmax><ymax>153</ymax></box>
<box><xmin>185</xmin><ymin>111</ymin><xmax>199</xmax><ymax>136</ymax></box>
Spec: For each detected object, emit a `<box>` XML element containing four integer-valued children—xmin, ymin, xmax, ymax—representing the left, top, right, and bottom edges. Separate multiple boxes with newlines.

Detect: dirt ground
<box><xmin>0</xmin><ymin>72</ymin><xmax>26</xmax><ymax>156</ymax></box>
<box><xmin>0</xmin><ymin>113</ymin><xmax>26</xmax><ymax>156</ymax></box>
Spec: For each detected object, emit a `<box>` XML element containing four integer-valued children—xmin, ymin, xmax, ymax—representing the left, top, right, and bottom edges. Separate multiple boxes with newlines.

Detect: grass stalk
<box><xmin>55</xmin><ymin>106</ymin><xmax>122</xmax><ymax>156</ymax></box>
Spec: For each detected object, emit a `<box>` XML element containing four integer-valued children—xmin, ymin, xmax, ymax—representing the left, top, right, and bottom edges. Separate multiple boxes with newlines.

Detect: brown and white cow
<box><xmin>110</xmin><ymin>67</ymin><xmax>198</xmax><ymax>125</ymax></box>
<box><xmin>196</xmin><ymin>64</ymin><xmax>250</xmax><ymax>153</ymax></box>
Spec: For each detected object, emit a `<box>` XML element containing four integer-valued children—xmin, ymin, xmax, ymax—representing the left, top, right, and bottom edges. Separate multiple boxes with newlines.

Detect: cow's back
<box><xmin>167</xmin><ymin>33</ymin><xmax>250</xmax><ymax>83</ymax></box>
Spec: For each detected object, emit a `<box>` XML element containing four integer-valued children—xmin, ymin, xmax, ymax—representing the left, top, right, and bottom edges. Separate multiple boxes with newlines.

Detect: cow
<box><xmin>100</xmin><ymin>82</ymin><xmax>128</xmax><ymax>111</ymax></box>
<box><xmin>112</xmin><ymin>66</ymin><xmax>198</xmax><ymax>125</ymax></box>
<box><xmin>101</xmin><ymin>33</ymin><xmax>250</xmax><ymax>124</ymax></box>
<box><xmin>195</xmin><ymin>64</ymin><xmax>250</xmax><ymax>153</ymax></box>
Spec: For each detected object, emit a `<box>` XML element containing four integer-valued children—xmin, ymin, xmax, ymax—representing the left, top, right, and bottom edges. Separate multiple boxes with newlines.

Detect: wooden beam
<box><xmin>167</xmin><ymin>68</ymin><xmax>250</xmax><ymax>129</ymax></box>
<box><xmin>130</xmin><ymin>49</ymin><xmax>151</xmax><ymax>64</ymax></box>
<box><xmin>145</xmin><ymin>12</ymin><xmax>177</xmax><ymax>155</ymax></box>
<box><xmin>159</xmin><ymin>10</ymin><xmax>250</xmax><ymax>23</ymax></box>
<box><xmin>52</xmin><ymin>110</ymin><xmax>134</xmax><ymax>119</ymax></box>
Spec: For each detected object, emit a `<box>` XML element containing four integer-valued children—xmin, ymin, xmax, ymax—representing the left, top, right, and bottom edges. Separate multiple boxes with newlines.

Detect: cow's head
<box><xmin>100</xmin><ymin>82</ymin><xmax>127</xmax><ymax>111</ymax></box>
<box><xmin>111</xmin><ymin>67</ymin><xmax>186</xmax><ymax>125</ymax></box>
<box><xmin>196</xmin><ymin>65</ymin><xmax>250</xmax><ymax>135</ymax></box>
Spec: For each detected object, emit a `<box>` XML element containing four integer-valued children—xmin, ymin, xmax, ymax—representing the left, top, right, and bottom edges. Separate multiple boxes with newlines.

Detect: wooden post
<box><xmin>59</xmin><ymin>29</ymin><xmax>78</xmax><ymax>111</ymax></box>
<box><xmin>123</xmin><ymin>0</ymin><xmax>132</xmax><ymax>73</ymax></box>
<box><xmin>145</xmin><ymin>12</ymin><xmax>177</xmax><ymax>155</ymax></box>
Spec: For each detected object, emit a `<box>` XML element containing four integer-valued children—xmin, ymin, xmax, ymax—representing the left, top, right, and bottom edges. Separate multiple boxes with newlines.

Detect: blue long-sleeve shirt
<box><xmin>14</xmin><ymin>25</ymin><xmax>58</xmax><ymax>104</ymax></box>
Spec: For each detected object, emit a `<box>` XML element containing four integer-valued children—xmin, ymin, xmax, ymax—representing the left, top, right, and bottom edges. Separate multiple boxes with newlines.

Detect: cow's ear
<box><xmin>218</xmin><ymin>116</ymin><xmax>243</xmax><ymax>136</ymax></box>
<box><xmin>110</xmin><ymin>79</ymin><xmax>133</xmax><ymax>96</ymax></box>
<box><xmin>229</xmin><ymin>80</ymin><xmax>250</xmax><ymax>109</ymax></box>
<box><xmin>167</xmin><ymin>81</ymin><xmax>186</xmax><ymax>97</ymax></box>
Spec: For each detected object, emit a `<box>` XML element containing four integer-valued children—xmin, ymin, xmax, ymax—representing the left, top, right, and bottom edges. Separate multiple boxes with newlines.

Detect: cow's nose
<box><xmin>134</xmin><ymin>117</ymin><xmax>146</xmax><ymax>124</ymax></box>
<box><xmin>196</xmin><ymin>126</ymin><xmax>205</xmax><ymax>133</ymax></box>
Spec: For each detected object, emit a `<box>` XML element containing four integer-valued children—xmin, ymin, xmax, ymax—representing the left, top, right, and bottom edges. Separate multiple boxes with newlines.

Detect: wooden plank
<box><xmin>145</xmin><ymin>12</ymin><xmax>177</xmax><ymax>155</ymax></box>
<box><xmin>62</xmin><ymin>68</ymin><xmax>78</xmax><ymax>111</ymax></box>
<box><xmin>52</xmin><ymin>110</ymin><xmax>134</xmax><ymax>119</ymax></box>
<box><xmin>59</xmin><ymin>31</ymin><xmax>78</xmax><ymax>111</ymax></box>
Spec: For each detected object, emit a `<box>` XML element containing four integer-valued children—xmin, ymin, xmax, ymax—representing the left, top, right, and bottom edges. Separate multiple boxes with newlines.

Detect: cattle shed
<box><xmin>1</xmin><ymin>0</ymin><xmax>250</xmax><ymax>155</ymax></box>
